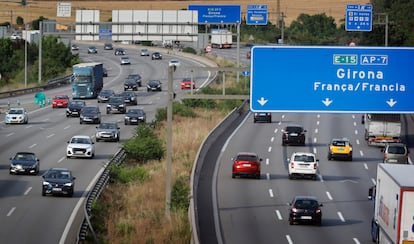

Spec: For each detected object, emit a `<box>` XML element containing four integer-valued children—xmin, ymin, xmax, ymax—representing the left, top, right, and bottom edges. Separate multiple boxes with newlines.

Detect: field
<box><xmin>1</xmin><ymin>0</ymin><xmax>363</xmax><ymax>29</ymax></box>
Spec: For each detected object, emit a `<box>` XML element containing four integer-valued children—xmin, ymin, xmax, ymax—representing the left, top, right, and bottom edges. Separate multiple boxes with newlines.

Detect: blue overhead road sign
<box><xmin>246</xmin><ymin>5</ymin><xmax>268</xmax><ymax>25</ymax></box>
<box><xmin>188</xmin><ymin>5</ymin><xmax>241</xmax><ymax>24</ymax></box>
<box><xmin>250</xmin><ymin>46</ymin><xmax>414</xmax><ymax>113</ymax></box>
<box><xmin>346</xmin><ymin>4</ymin><xmax>372</xmax><ymax>31</ymax></box>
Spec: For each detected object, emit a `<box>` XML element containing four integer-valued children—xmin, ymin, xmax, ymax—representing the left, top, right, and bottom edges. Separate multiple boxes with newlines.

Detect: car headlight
<box><xmin>119</xmin><ymin>104</ymin><xmax>125</xmax><ymax>107</ymax></box>
<box><xmin>43</xmin><ymin>181</ymin><xmax>51</xmax><ymax>186</ymax></box>
<box><xmin>125</xmin><ymin>116</ymin><xmax>130</xmax><ymax>119</ymax></box>
<box><xmin>64</xmin><ymin>182</ymin><xmax>73</xmax><ymax>187</ymax></box>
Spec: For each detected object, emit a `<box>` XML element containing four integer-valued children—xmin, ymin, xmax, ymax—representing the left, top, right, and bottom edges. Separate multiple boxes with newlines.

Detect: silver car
<box><xmin>382</xmin><ymin>143</ymin><xmax>409</xmax><ymax>164</ymax></box>
<box><xmin>5</xmin><ymin>107</ymin><xmax>28</xmax><ymax>124</ymax></box>
<box><xmin>95</xmin><ymin>122</ymin><xmax>120</xmax><ymax>142</ymax></box>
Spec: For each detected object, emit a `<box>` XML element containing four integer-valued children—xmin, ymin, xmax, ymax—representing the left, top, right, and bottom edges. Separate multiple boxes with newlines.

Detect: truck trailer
<box><xmin>369</xmin><ymin>163</ymin><xmax>414</xmax><ymax>243</ymax></box>
<box><xmin>210</xmin><ymin>29</ymin><xmax>232</xmax><ymax>49</ymax></box>
<box><xmin>362</xmin><ymin>114</ymin><xmax>401</xmax><ymax>146</ymax></box>
<box><xmin>72</xmin><ymin>62</ymin><xmax>103</xmax><ymax>99</ymax></box>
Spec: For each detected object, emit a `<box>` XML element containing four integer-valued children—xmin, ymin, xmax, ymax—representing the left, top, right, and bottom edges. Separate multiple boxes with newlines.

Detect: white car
<box><xmin>288</xmin><ymin>152</ymin><xmax>319</xmax><ymax>180</ymax></box>
<box><xmin>168</xmin><ymin>59</ymin><xmax>180</xmax><ymax>67</ymax></box>
<box><xmin>5</xmin><ymin>107</ymin><xmax>28</xmax><ymax>124</ymax></box>
<box><xmin>66</xmin><ymin>135</ymin><xmax>95</xmax><ymax>159</ymax></box>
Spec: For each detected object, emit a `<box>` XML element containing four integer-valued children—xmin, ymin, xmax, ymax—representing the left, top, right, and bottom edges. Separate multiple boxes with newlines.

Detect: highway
<box><xmin>0</xmin><ymin>42</ymin><xmax>211</xmax><ymax>243</ymax></box>
<box><xmin>213</xmin><ymin>112</ymin><xmax>413</xmax><ymax>244</ymax></box>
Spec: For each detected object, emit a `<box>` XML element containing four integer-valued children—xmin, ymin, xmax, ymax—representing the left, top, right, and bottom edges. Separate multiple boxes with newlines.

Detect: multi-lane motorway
<box><xmin>0</xmin><ymin>43</ymin><xmax>211</xmax><ymax>243</ymax></box>
<box><xmin>214</xmin><ymin>112</ymin><xmax>413</xmax><ymax>244</ymax></box>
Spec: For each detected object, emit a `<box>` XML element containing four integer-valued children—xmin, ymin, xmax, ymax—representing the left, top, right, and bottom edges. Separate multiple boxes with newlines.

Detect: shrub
<box><xmin>182</xmin><ymin>47</ymin><xmax>197</xmax><ymax>54</ymax></box>
<box><xmin>123</xmin><ymin>124</ymin><xmax>165</xmax><ymax>163</ymax></box>
<box><xmin>171</xmin><ymin>175</ymin><xmax>190</xmax><ymax>211</ymax></box>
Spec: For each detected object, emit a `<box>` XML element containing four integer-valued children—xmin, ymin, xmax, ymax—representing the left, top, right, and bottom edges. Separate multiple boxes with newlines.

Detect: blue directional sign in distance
<box><xmin>246</xmin><ymin>4</ymin><xmax>268</xmax><ymax>25</ymax></box>
<box><xmin>250</xmin><ymin>46</ymin><xmax>414</xmax><ymax>113</ymax></box>
<box><xmin>188</xmin><ymin>5</ymin><xmax>241</xmax><ymax>24</ymax></box>
<box><xmin>346</xmin><ymin>4</ymin><xmax>372</xmax><ymax>31</ymax></box>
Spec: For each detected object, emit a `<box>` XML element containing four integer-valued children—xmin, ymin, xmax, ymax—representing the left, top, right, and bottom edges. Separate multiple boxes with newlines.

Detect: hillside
<box><xmin>1</xmin><ymin>0</ymin><xmax>363</xmax><ymax>28</ymax></box>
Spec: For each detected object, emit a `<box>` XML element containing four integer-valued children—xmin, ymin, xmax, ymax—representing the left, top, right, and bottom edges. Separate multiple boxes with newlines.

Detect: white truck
<box><xmin>362</xmin><ymin>114</ymin><xmax>401</xmax><ymax>146</ymax></box>
<box><xmin>210</xmin><ymin>29</ymin><xmax>232</xmax><ymax>49</ymax></box>
<box><xmin>368</xmin><ymin>163</ymin><xmax>414</xmax><ymax>243</ymax></box>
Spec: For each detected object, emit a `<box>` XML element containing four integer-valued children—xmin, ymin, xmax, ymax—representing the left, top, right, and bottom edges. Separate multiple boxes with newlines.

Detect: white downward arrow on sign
<box><xmin>322</xmin><ymin>98</ymin><xmax>333</xmax><ymax>106</ymax></box>
<box><xmin>386</xmin><ymin>99</ymin><xmax>397</xmax><ymax>107</ymax></box>
<box><xmin>257</xmin><ymin>97</ymin><xmax>268</xmax><ymax>106</ymax></box>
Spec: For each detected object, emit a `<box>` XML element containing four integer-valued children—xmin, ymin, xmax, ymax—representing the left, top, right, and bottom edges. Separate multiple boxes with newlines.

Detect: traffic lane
<box><xmin>217</xmin><ymin>113</ymin><xmax>382</xmax><ymax>244</ymax></box>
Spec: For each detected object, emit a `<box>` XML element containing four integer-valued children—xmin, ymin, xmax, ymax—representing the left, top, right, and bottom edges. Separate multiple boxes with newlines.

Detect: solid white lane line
<box><xmin>7</xmin><ymin>207</ymin><xmax>16</xmax><ymax>217</ymax></box>
<box><xmin>269</xmin><ymin>189</ymin><xmax>274</xmax><ymax>198</ymax></box>
<box><xmin>338</xmin><ymin>212</ymin><xmax>346</xmax><ymax>222</ymax></box>
<box><xmin>326</xmin><ymin>191</ymin><xmax>333</xmax><ymax>200</ymax></box>
<box><xmin>24</xmin><ymin>187</ymin><xmax>32</xmax><ymax>195</ymax></box>
<box><xmin>275</xmin><ymin>210</ymin><xmax>283</xmax><ymax>220</ymax></box>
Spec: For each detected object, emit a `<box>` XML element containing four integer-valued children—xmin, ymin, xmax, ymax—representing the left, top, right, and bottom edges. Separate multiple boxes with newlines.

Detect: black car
<box><xmin>151</xmin><ymin>52</ymin><xmax>162</xmax><ymax>60</ymax></box>
<box><xmin>41</xmin><ymin>167</ymin><xmax>75</xmax><ymax>197</ymax></box>
<box><xmin>97</xmin><ymin>89</ymin><xmax>115</xmax><ymax>103</ymax></box>
<box><xmin>124</xmin><ymin>78</ymin><xmax>139</xmax><ymax>91</ymax></box>
<box><xmin>9</xmin><ymin>152</ymin><xmax>40</xmax><ymax>175</ymax></box>
<box><xmin>114</xmin><ymin>48</ymin><xmax>126</xmax><ymax>55</ymax></box>
<box><xmin>66</xmin><ymin>100</ymin><xmax>86</xmax><ymax>117</ymax></box>
<box><xmin>288</xmin><ymin>196</ymin><xmax>323</xmax><ymax>225</ymax></box>
<box><xmin>253</xmin><ymin>112</ymin><xmax>271</xmax><ymax>123</ymax></box>
<box><xmin>104</xmin><ymin>43</ymin><xmax>113</xmax><ymax>50</ymax></box>
<box><xmin>127</xmin><ymin>73</ymin><xmax>142</xmax><ymax>87</ymax></box>
<box><xmin>282</xmin><ymin>124</ymin><xmax>306</xmax><ymax>146</ymax></box>
<box><xmin>106</xmin><ymin>96</ymin><xmax>126</xmax><ymax>114</ymax></box>
<box><xmin>124</xmin><ymin>108</ymin><xmax>146</xmax><ymax>125</ymax></box>
<box><xmin>147</xmin><ymin>80</ymin><xmax>162</xmax><ymax>92</ymax></box>
<box><xmin>80</xmin><ymin>106</ymin><xmax>101</xmax><ymax>124</ymax></box>
<box><xmin>119</xmin><ymin>91</ymin><xmax>138</xmax><ymax>105</ymax></box>
<box><xmin>87</xmin><ymin>46</ymin><xmax>98</xmax><ymax>54</ymax></box>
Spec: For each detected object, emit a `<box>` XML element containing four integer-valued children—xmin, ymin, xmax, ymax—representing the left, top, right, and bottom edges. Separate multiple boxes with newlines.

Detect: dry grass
<box><xmin>1</xmin><ymin>0</ymin><xmax>363</xmax><ymax>29</ymax></box>
<box><xmin>97</xmin><ymin>108</ymin><xmax>227</xmax><ymax>243</ymax></box>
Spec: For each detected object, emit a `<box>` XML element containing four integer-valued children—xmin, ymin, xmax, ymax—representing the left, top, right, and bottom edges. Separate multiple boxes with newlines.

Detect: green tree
<box><xmin>32</xmin><ymin>16</ymin><xmax>49</xmax><ymax>30</ymax></box>
<box><xmin>286</xmin><ymin>13</ymin><xmax>338</xmax><ymax>44</ymax></box>
<box><xmin>0</xmin><ymin>38</ymin><xmax>15</xmax><ymax>83</ymax></box>
<box><xmin>16</xmin><ymin>16</ymin><xmax>24</xmax><ymax>26</ymax></box>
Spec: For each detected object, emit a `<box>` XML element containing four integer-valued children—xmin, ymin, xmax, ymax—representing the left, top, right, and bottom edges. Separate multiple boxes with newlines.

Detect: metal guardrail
<box><xmin>77</xmin><ymin>148</ymin><xmax>126</xmax><ymax>243</ymax></box>
<box><xmin>0</xmin><ymin>74</ymin><xmax>72</xmax><ymax>99</ymax></box>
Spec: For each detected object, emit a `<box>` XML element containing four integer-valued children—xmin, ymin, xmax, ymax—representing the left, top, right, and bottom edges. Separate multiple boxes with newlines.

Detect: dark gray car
<box><xmin>80</xmin><ymin>106</ymin><xmax>101</xmax><ymax>124</ymax></box>
<box><xmin>106</xmin><ymin>96</ymin><xmax>126</xmax><ymax>114</ymax></box>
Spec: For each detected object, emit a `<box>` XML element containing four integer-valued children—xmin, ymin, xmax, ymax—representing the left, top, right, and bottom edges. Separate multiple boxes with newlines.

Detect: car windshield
<box><xmin>9</xmin><ymin>109</ymin><xmax>23</xmax><ymax>114</ymax></box>
<box><xmin>294</xmin><ymin>199</ymin><xmax>319</xmax><ymax>208</ymax></box>
<box><xmin>100</xmin><ymin>90</ymin><xmax>113</xmax><ymax>96</ymax></box>
<box><xmin>83</xmin><ymin>107</ymin><xmax>98</xmax><ymax>113</ymax></box>
<box><xmin>55</xmin><ymin>95</ymin><xmax>68</xmax><ymax>99</ymax></box>
<box><xmin>99</xmin><ymin>123</ymin><xmax>116</xmax><ymax>129</ymax></box>
<box><xmin>14</xmin><ymin>153</ymin><xmax>35</xmax><ymax>160</ymax></box>
<box><xmin>70</xmin><ymin>101</ymin><xmax>84</xmax><ymax>106</ymax></box>
<box><xmin>46</xmin><ymin>170</ymin><xmax>71</xmax><ymax>179</ymax></box>
<box><xmin>71</xmin><ymin>137</ymin><xmax>91</xmax><ymax>144</ymax></box>
<box><xmin>110</xmin><ymin>97</ymin><xmax>123</xmax><ymax>103</ymax></box>
<box><xmin>128</xmin><ymin>109</ymin><xmax>143</xmax><ymax>115</ymax></box>
<box><xmin>294</xmin><ymin>155</ymin><xmax>314</xmax><ymax>162</ymax></box>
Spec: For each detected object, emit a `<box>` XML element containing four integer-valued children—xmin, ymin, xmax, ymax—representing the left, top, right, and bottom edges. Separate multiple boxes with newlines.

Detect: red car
<box><xmin>181</xmin><ymin>78</ymin><xmax>196</xmax><ymax>89</ymax></box>
<box><xmin>232</xmin><ymin>152</ymin><xmax>262</xmax><ymax>179</ymax></box>
<box><xmin>52</xmin><ymin>94</ymin><xmax>70</xmax><ymax>108</ymax></box>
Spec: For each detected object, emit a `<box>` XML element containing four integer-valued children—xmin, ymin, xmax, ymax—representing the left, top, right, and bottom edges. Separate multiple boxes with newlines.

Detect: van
<box><xmin>382</xmin><ymin>143</ymin><xmax>409</xmax><ymax>164</ymax></box>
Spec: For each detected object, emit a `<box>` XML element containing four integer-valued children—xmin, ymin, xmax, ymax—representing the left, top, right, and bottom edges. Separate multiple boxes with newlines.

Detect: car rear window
<box><xmin>294</xmin><ymin>155</ymin><xmax>314</xmax><ymax>162</ymax></box>
<box><xmin>295</xmin><ymin>199</ymin><xmax>318</xmax><ymax>208</ymax></box>
<box><xmin>388</xmin><ymin>146</ymin><xmax>406</xmax><ymax>154</ymax></box>
<box><xmin>287</xmin><ymin>126</ymin><xmax>302</xmax><ymax>133</ymax></box>
<box><xmin>237</xmin><ymin>155</ymin><xmax>258</xmax><ymax>161</ymax></box>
